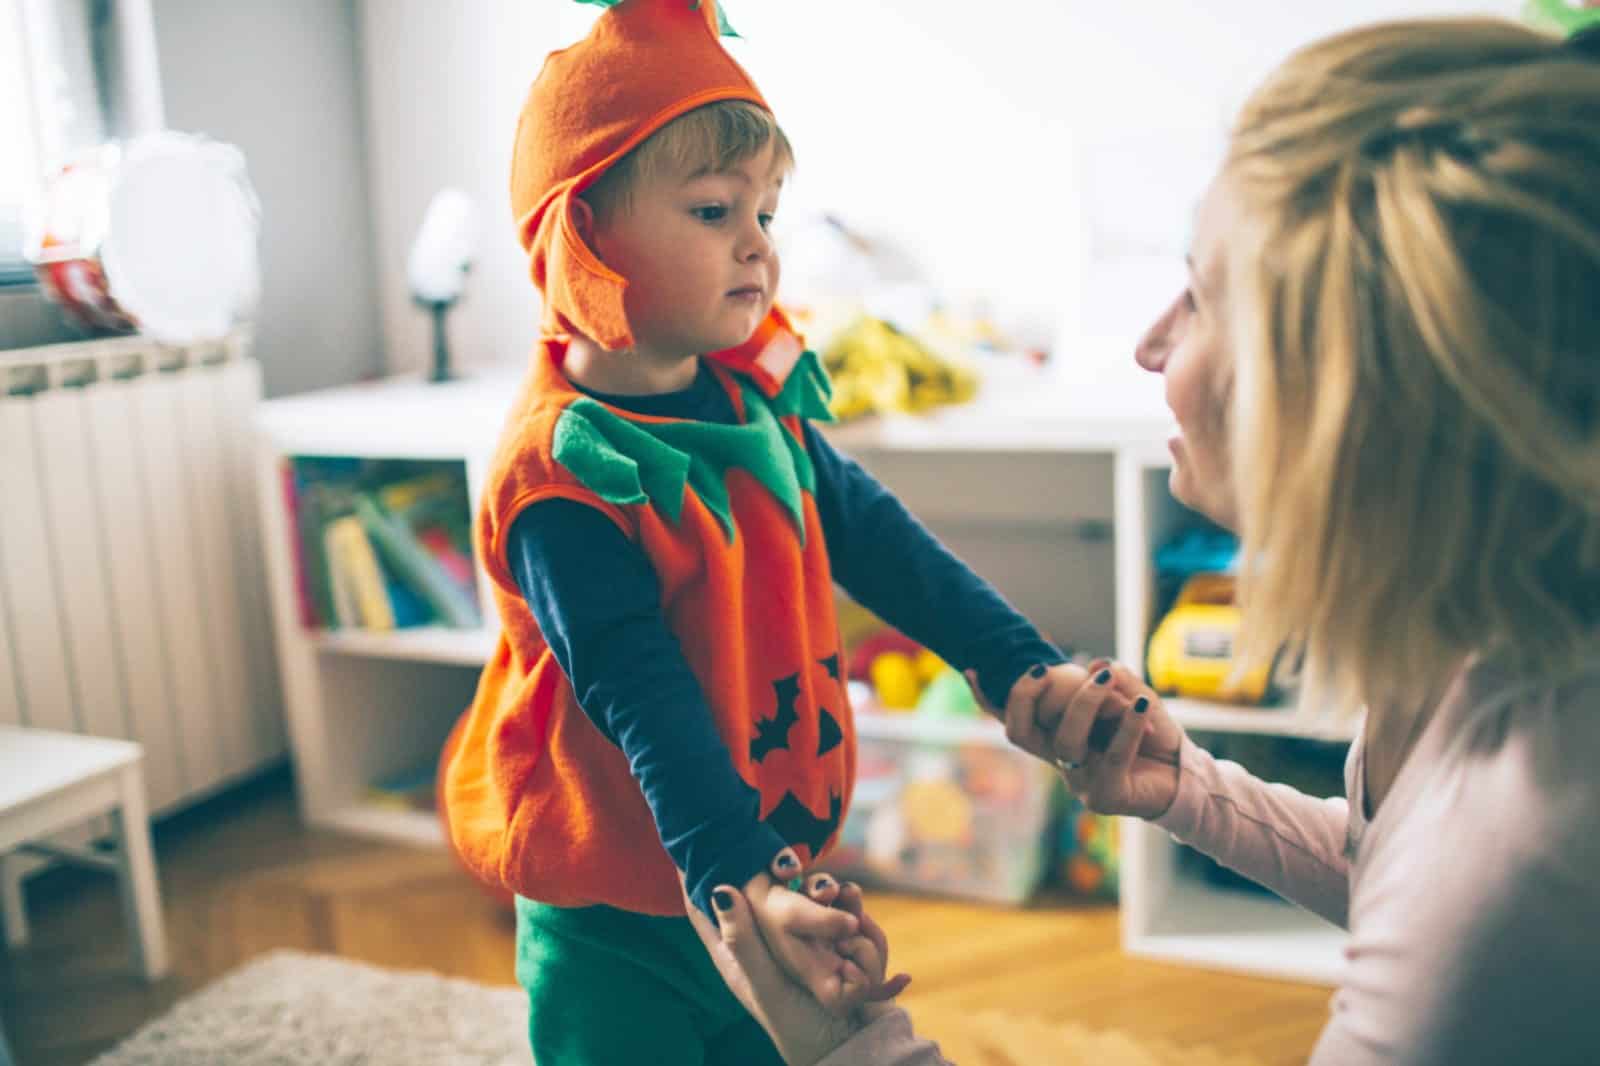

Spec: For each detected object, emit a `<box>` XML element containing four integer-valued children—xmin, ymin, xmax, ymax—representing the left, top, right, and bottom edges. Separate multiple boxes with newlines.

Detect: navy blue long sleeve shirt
<box><xmin>508</xmin><ymin>362</ymin><xmax>1064</xmax><ymax>917</ymax></box>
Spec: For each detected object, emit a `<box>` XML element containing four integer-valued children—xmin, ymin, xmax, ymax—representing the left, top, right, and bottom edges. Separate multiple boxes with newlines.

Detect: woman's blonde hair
<box><xmin>1223</xmin><ymin>18</ymin><xmax>1600</xmax><ymax>721</ymax></box>
<box><xmin>582</xmin><ymin>100</ymin><xmax>794</xmax><ymax>221</ymax></box>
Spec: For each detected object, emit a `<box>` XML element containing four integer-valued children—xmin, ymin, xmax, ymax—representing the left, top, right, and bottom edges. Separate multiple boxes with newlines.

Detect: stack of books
<box><xmin>283</xmin><ymin>458</ymin><xmax>482</xmax><ymax>631</ymax></box>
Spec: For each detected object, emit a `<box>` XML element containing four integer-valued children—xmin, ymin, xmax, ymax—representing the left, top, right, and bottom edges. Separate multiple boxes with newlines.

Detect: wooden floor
<box><xmin>0</xmin><ymin>770</ymin><xmax>1332</xmax><ymax>1065</ymax></box>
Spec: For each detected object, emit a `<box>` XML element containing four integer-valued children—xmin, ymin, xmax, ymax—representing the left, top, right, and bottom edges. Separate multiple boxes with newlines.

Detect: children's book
<box><xmin>324</xmin><ymin>514</ymin><xmax>396</xmax><ymax>631</ymax></box>
<box><xmin>354</xmin><ymin>494</ymin><xmax>480</xmax><ymax>627</ymax></box>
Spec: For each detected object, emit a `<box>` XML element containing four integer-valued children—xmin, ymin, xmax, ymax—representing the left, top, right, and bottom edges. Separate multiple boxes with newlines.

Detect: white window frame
<box><xmin>0</xmin><ymin>0</ymin><xmax>163</xmax><ymax>286</ymax></box>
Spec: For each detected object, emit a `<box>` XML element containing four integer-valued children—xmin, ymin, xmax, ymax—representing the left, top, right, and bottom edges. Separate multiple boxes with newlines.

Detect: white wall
<box><xmin>356</xmin><ymin>0</ymin><xmax>594</xmax><ymax>380</ymax></box>
<box><xmin>357</xmin><ymin>0</ymin><xmax>1523</xmax><ymax>382</ymax></box>
<box><xmin>150</xmin><ymin>0</ymin><xmax>382</xmax><ymax>397</ymax></box>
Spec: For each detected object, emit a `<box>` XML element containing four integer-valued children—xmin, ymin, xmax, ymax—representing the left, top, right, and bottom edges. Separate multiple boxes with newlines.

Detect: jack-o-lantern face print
<box><xmin>748</xmin><ymin>652</ymin><xmax>849</xmax><ymax>859</ymax></box>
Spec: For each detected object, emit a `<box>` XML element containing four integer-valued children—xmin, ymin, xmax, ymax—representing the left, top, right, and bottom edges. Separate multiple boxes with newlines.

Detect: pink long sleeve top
<box><xmin>820</xmin><ymin>651</ymin><xmax>1600</xmax><ymax>1065</ymax></box>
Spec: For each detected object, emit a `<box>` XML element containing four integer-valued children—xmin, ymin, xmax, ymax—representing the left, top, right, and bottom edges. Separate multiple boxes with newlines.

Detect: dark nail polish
<box><xmin>1094</xmin><ymin>669</ymin><xmax>1112</xmax><ymax>685</ymax></box>
<box><xmin>814</xmin><ymin>876</ymin><xmax>834</xmax><ymax>891</ymax></box>
<box><xmin>776</xmin><ymin>852</ymin><xmax>799</xmax><ymax>872</ymax></box>
<box><xmin>1134</xmin><ymin>696</ymin><xmax>1150</xmax><ymax>714</ymax></box>
<box><xmin>1029</xmin><ymin>664</ymin><xmax>1047</xmax><ymax>679</ymax></box>
<box><xmin>713</xmin><ymin>889</ymin><xmax>734</xmax><ymax>911</ymax></box>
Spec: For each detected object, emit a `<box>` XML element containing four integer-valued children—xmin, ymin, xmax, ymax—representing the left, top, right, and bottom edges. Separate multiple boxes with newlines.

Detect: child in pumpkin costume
<box><xmin>441</xmin><ymin>2</ymin><xmax>1071</xmax><ymax>1061</ymax></box>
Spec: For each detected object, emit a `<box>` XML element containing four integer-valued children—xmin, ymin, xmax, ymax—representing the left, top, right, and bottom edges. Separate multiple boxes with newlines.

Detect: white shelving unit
<box><xmin>254</xmin><ymin>370</ymin><xmax>519</xmax><ymax>848</ymax></box>
<box><xmin>254</xmin><ymin>364</ymin><xmax>1350</xmax><ymax>983</ymax></box>
<box><xmin>1115</xmin><ymin>446</ymin><xmax>1354</xmax><ymax>985</ymax></box>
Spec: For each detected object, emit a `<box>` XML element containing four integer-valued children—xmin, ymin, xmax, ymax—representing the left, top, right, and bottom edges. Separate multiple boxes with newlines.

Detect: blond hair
<box><xmin>582</xmin><ymin>100</ymin><xmax>794</xmax><ymax>220</ymax></box>
<box><xmin>1221</xmin><ymin>18</ymin><xmax>1600</xmax><ymax>722</ymax></box>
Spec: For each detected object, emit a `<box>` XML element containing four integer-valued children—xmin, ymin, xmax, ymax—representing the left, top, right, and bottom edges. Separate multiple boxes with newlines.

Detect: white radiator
<box><xmin>0</xmin><ymin>334</ymin><xmax>284</xmax><ymax>815</ymax></box>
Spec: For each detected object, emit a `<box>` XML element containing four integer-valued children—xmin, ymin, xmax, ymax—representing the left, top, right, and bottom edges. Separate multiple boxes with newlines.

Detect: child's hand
<box><xmin>811</xmin><ymin>877</ymin><xmax>912</xmax><ymax>1010</ymax></box>
<box><xmin>743</xmin><ymin>848</ymin><xmax>868</xmax><ymax>1015</ymax></box>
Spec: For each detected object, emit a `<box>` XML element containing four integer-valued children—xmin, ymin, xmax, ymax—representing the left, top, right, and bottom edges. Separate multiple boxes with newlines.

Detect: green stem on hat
<box><xmin>1523</xmin><ymin>0</ymin><xmax>1600</xmax><ymax>36</ymax></box>
<box><xmin>571</xmin><ymin>0</ymin><xmax>739</xmax><ymax>37</ymax></box>
<box><xmin>691</xmin><ymin>0</ymin><xmax>739</xmax><ymax>38</ymax></box>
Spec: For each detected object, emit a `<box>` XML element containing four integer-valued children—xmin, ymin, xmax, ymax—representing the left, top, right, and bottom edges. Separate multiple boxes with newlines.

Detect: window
<box><xmin>0</xmin><ymin>0</ymin><xmax>163</xmax><ymax>287</ymax></box>
<box><xmin>0</xmin><ymin>0</ymin><xmax>42</xmax><ymax>285</ymax></box>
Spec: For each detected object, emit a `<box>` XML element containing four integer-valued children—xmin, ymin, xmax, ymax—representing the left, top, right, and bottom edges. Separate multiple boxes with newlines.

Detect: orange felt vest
<box><xmin>442</xmin><ymin>338</ymin><xmax>856</xmax><ymax>916</ymax></box>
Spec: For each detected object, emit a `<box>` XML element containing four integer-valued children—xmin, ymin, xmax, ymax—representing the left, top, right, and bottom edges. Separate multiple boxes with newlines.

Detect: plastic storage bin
<box><xmin>827</xmin><ymin>706</ymin><xmax>1061</xmax><ymax>904</ymax></box>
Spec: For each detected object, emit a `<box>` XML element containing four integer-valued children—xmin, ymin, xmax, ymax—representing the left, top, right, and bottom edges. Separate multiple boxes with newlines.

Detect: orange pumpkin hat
<box><xmin>511</xmin><ymin>0</ymin><xmax>774</xmax><ymax>353</ymax></box>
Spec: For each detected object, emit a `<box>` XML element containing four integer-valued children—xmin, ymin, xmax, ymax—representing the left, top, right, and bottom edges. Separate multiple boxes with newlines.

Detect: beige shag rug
<box><xmin>89</xmin><ymin>950</ymin><xmax>1261</xmax><ymax>1066</ymax></box>
<box><xmin>90</xmin><ymin>950</ymin><xmax>533</xmax><ymax>1066</ymax></box>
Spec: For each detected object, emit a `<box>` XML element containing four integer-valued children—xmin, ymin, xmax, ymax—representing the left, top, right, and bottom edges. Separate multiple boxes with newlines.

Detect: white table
<box><xmin>0</xmin><ymin>726</ymin><xmax>169</xmax><ymax>979</ymax></box>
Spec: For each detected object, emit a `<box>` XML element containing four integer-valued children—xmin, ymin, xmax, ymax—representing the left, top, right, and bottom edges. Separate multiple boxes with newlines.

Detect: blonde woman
<box><xmin>687</xmin><ymin>16</ymin><xmax>1600</xmax><ymax>1066</ymax></box>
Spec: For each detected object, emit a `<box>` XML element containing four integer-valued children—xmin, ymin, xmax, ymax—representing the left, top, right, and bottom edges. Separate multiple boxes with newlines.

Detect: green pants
<box><xmin>515</xmin><ymin>896</ymin><xmax>786</xmax><ymax>1066</ymax></box>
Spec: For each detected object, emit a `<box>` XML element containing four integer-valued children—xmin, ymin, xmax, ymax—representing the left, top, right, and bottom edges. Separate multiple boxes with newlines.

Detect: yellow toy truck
<box><xmin>1146</xmin><ymin>573</ymin><xmax>1275</xmax><ymax>704</ymax></box>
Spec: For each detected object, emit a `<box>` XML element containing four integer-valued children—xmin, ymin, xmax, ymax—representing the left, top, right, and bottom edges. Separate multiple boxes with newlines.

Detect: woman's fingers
<box><xmin>709</xmin><ymin>885</ymin><xmax>780</xmax><ymax>983</ymax></box>
<box><xmin>1052</xmin><ymin>666</ymin><xmax>1118</xmax><ymax>767</ymax></box>
<box><xmin>1104</xmin><ymin>697</ymin><xmax>1149</xmax><ymax>771</ymax></box>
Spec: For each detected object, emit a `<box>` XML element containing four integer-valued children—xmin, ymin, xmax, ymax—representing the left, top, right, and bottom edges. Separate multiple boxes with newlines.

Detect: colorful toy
<box><xmin>847</xmin><ymin>626</ymin><xmax>921</xmax><ymax>679</ymax></box>
<box><xmin>1146</xmin><ymin>573</ymin><xmax>1275</xmax><ymax>703</ymax></box>
<box><xmin>849</xmin><ymin>622</ymin><xmax>970</xmax><ymax>713</ymax></box>
<box><xmin>823</xmin><ymin>316</ymin><xmax>978</xmax><ymax>422</ymax></box>
<box><xmin>1154</xmin><ymin>527</ymin><xmax>1238</xmax><ymax>578</ymax></box>
<box><xmin>914</xmin><ymin>666</ymin><xmax>982</xmax><ymax>720</ymax></box>
<box><xmin>869</xmin><ymin>650</ymin><xmax>922</xmax><ymax>709</ymax></box>
<box><xmin>1056</xmin><ymin>795</ymin><xmax>1119</xmax><ymax>898</ymax></box>
<box><xmin>839</xmin><ymin>728</ymin><xmax>1058</xmax><ymax>903</ymax></box>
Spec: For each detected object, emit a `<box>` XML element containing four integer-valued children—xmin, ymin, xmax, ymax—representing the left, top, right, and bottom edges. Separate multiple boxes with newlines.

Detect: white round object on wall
<box><xmin>101</xmin><ymin>131</ymin><xmax>260</xmax><ymax>343</ymax></box>
<box><xmin>27</xmin><ymin>130</ymin><xmax>260</xmax><ymax>344</ymax></box>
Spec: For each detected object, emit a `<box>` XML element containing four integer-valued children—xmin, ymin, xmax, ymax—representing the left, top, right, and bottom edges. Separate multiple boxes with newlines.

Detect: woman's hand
<box><xmin>684</xmin><ymin>855</ymin><xmax>910</xmax><ymax>1066</ymax></box>
<box><xmin>969</xmin><ymin>659</ymin><xmax>1185</xmax><ymax>820</ymax></box>
<box><xmin>743</xmin><ymin>848</ymin><xmax>868</xmax><ymax>1012</ymax></box>
<box><xmin>1051</xmin><ymin>661</ymin><xmax>1185</xmax><ymax>820</ymax></box>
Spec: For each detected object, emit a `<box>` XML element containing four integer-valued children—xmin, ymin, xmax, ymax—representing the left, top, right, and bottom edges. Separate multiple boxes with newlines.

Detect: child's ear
<box><xmin>570</xmin><ymin>196</ymin><xmax>602</xmax><ymax>260</ymax></box>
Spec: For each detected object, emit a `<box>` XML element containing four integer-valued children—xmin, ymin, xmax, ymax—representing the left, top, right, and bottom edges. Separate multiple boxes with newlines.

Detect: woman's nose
<box><xmin>1135</xmin><ymin>297</ymin><xmax>1181</xmax><ymax>373</ymax></box>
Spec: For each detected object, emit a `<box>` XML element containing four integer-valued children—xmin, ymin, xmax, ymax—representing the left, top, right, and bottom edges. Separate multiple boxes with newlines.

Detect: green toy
<box><xmin>914</xmin><ymin>667</ymin><xmax>982</xmax><ymax>720</ymax></box>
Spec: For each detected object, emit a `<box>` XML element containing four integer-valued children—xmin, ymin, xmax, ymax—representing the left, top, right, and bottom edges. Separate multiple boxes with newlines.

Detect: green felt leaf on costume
<box><xmin>551</xmin><ymin>378</ymin><xmax>817</xmax><ymax>543</ymax></box>
<box><xmin>770</xmin><ymin>349</ymin><xmax>836</xmax><ymax>425</ymax></box>
<box><xmin>553</xmin><ymin>403</ymin><xmax>690</xmax><ymax>521</ymax></box>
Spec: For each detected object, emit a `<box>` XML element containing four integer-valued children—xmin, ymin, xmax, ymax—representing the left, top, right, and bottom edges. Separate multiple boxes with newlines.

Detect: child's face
<box><xmin>589</xmin><ymin>143</ymin><xmax>783</xmax><ymax>361</ymax></box>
